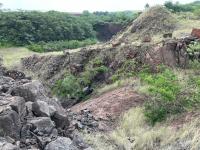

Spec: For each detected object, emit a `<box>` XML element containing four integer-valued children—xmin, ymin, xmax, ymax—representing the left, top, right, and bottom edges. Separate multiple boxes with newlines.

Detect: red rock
<box><xmin>191</xmin><ymin>28</ymin><xmax>200</xmax><ymax>39</ymax></box>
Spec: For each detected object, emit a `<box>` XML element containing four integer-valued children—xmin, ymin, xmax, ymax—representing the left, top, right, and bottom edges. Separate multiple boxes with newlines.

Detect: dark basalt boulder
<box><xmin>45</xmin><ymin>137</ymin><xmax>78</xmax><ymax>150</ymax></box>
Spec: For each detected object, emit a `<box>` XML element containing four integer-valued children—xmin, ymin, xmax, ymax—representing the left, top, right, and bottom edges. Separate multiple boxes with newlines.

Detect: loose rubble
<box><xmin>0</xmin><ymin>58</ymin><xmax>92</xmax><ymax>150</ymax></box>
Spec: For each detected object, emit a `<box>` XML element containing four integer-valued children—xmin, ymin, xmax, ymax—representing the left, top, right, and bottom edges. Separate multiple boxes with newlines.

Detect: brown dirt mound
<box><xmin>71</xmin><ymin>87</ymin><xmax>145</xmax><ymax>121</ymax></box>
<box><xmin>110</xmin><ymin>6</ymin><xmax>177</xmax><ymax>44</ymax></box>
<box><xmin>131</xmin><ymin>6</ymin><xmax>176</xmax><ymax>35</ymax></box>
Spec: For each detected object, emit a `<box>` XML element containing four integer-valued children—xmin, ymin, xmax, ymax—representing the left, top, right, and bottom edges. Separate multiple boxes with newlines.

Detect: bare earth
<box><xmin>71</xmin><ymin>87</ymin><xmax>145</xmax><ymax>121</ymax></box>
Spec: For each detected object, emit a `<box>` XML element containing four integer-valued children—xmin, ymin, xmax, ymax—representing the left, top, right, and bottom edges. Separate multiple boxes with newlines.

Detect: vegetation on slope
<box><xmin>0</xmin><ymin>10</ymin><xmax>137</xmax><ymax>50</ymax></box>
<box><xmin>27</xmin><ymin>39</ymin><xmax>97</xmax><ymax>52</ymax></box>
<box><xmin>164</xmin><ymin>1</ymin><xmax>200</xmax><ymax>13</ymax></box>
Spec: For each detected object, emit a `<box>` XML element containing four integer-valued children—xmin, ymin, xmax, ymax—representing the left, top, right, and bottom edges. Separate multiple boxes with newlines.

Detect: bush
<box><xmin>187</xmin><ymin>41</ymin><xmax>200</xmax><ymax>54</ymax></box>
<box><xmin>27</xmin><ymin>39</ymin><xmax>97</xmax><ymax>52</ymax></box>
<box><xmin>186</xmin><ymin>75</ymin><xmax>200</xmax><ymax>107</ymax></box>
<box><xmin>53</xmin><ymin>74</ymin><xmax>84</xmax><ymax>100</ymax></box>
<box><xmin>80</xmin><ymin>65</ymin><xmax>109</xmax><ymax>86</ymax></box>
<box><xmin>53</xmin><ymin>63</ymin><xmax>109</xmax><ymax>101</ymax></box>
<box><xmin>139</xmin><ymin>67</ymin><xmax>183</xmax><ymax>125</ymax></box>
<box><xmin>110</xmin><ymin>59</ymin><xmax>136</xmax><ymax>82</ymax></box>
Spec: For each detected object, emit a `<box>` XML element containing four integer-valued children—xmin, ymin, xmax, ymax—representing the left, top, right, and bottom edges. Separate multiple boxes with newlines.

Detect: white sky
<box><xmin>0</xmin><ymin>0</ymin><xmax>196</xmax><ymax>12</ymax></box>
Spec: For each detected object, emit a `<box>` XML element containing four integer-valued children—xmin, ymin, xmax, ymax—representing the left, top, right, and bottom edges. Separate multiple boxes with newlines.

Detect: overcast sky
<box><xmin>0</xmin><ymin>0</ymin><xmax>196</xmax><ymax>12</ymax></box>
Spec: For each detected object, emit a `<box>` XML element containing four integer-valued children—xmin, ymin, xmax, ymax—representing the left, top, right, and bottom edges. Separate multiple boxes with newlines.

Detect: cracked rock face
<box><xmin>0</xmin><ymin>66</ymin><xmax>92</xmax><ymax>150</ymax></box>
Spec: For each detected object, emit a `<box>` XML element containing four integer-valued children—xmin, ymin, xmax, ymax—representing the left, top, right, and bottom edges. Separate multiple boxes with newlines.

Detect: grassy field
<box><xmin>0</xmin><ymin>47</ymin><xmax>63</xmax><ymax>68</ymax></box>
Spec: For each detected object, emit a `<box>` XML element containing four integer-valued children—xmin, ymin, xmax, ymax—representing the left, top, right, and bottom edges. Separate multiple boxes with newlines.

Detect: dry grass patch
<box><xmin>0</xmin><ymin>47</ymin><xmax>63</xmax><ymax>68</ymax></box>
<box><xmin>84</xmin><ymin>107</ymin><xmax>200</xmax><ymax>150</ymax></box>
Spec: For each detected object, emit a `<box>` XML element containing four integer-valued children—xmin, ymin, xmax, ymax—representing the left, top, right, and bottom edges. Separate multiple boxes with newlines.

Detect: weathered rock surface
<box><xmin>0</xmin><ymin>137</ymin><xmax>19</xmax><ymax>150</ymax></box>
<box><xmin>32</xmin><ymin>101</ymin><xmax>50</xmax><ymax>117</ymax></box>
<box><xmin>11</xmin><ymin>80</ymin><xmax>46</xmax><ymax>102</ymax></box>
<box><xmin>0</xmin><ymin>66</ymin><xmax>91</xmax><ymax>150</ymax></box>
<box><xmin>45</xmin><ymin>137</ymin><xmax>78</xmax><ymax>150</ymax></box>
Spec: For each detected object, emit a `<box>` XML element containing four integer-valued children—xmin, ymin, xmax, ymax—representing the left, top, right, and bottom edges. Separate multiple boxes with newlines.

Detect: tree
<box><xmin>145</xmin><ymin>3</ymin><xmax>150</xmax><ymax>9</ymax></box>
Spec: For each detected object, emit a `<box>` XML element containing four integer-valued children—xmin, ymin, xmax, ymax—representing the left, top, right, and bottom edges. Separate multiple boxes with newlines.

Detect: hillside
<box><xmin>0</xmin><ymin>5</ymin><xmax>200</xmax><ymax>150</ymax></box>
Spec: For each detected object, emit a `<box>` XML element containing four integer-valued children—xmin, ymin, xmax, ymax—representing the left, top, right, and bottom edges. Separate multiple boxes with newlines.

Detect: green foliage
<box><xmin>194</xmin><ymin>8</ymin><xmax>200</xmax><ymax>17</ymax></box>
<box><xmin>187</xmin><ymin>41</ymin><xmax>200</xmax><ymax>54</ymax></box>
<box><xmin>80</xmin><ymin>65</ymin><xmax>109</xmax><ymax>86</ymax></box>
<box><xmin>53</xmin><ymin>74</ymin><xmax>84</xmax><ymax>100</ymax></box>
<box><xmin>27</xmin><ymin>39</ymin><xmax>97</xmax><ymax>52</ymax></box>
<box><xmin>164</xmin><ymin>1</ymin><xmax>200</xmax><ymax>13</ymax></box>
<box><xmin>0</xmin><ymin>10</ymin><xmax>137</xmax><ymax>46</ymax></box>
<box><xmin>111</xmin><ymin>59</ymin><xmax>136</xmax><ymax>82</ymax></box>
<box><xmin>0</xmin><ymin>11</ymin><xmax>95</xmax><ymax>45</ymax></box>
<box><xmin>186</xmin><ymin>70</ymin><xmax>200</xmax><ymax>108</ymax></box>
<box><xmin>189</xmin><ymin>60</ymin><xmax>200</xmax><ymax>72</ymax></box>
<box><xmin>140</xmin><ymin>67</ymin><xmax>183</xmax><ymax>125</ymax></box>
<box><xmin>81</xmin><ymin>11</ymin><xmax>137</xmax><ymax>25</ymax></box>
<box><xmin>164</xmin><ymin>1</ymin><xmax>193</xmax><ymax>12</ymax></box>
<box><xmin>53</xmin><ymin>62</ymin><xmax>109</xmax><ymax>100</ymax></box>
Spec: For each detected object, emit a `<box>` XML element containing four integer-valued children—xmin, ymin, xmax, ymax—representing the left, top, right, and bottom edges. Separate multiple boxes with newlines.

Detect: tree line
<box><xmin>164</xmin><ymin>1</ymin><xmax>200</xmax><ymax>15</ymax></box>
<box><xmin>0</xmin><ymin>10</ymin><xmax>137</xmax><ymax>47</ymax></box>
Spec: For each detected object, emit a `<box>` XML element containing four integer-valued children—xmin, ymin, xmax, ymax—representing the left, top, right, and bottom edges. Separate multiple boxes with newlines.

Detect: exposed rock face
<box><xmin>0</xmin><ymin>66</ymin><xmax>91</xmax><ymax>150</ymax></box>
<box><xmin>94</xmin><ymin>22</ymin><xmax>123</xmax><ymax>41</ymax></box>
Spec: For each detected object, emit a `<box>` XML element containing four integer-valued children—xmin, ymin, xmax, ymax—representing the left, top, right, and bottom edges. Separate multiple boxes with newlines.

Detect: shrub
<box><xmin>53</xmin><ymin>74</ymin><xmax>84</xmax><ymax>100</ymax></box>
<box><xmin>187</xmin><ymin>41</ymin><xmax>200</xmax><ymax>54</ymax></box>
<box><xmin>111</xmin><ymin>59</ymin><xmax>136</xmax><ymax>82</ymax></box>
<box><xmin>53</xmin><ymin>64</ymin><xmax>109</xmax><ymax>101</ymax></box>
<box><xmin>80</xmin><ymin>65</ymin><xmax>109</xmax><ymax>86</ymax></box>
<box><xmin>139</xmin><ymin>67</ymin><xmax>183</xmax><ymax>125</ymax></box>
<box><xmin>27</xmin><ymin>39</ymin><xmax>97</xmax><ymax>52</ymax></box>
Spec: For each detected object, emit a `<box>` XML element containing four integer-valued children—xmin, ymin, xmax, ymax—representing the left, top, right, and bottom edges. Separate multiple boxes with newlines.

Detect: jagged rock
<box><xmin>0</xmin><ymin>109</ymin><xmax>21</xmax><ymax>140</ymax></box>
<box><xmin>45</xmin><ymin>137</ymin><xmax>78</xmax><ymax>150</ymax></box>
<box><xmin>51</xmin><ymin>111</ymin><xmax>69</xmax><ymax>129</ymax></box>
<box><xmin>28</xmin><ymin>117</ymin><xmax>55</xmax><ymax>135</ymax></box>
<box><xmin>0</xmin><ymin>137</ymin><xmax>19</xmax><ymax>150</ymax></box>
<box><xmin>72</xmin><ymin>134</ymin><xmax>90</xmax><ymax>149</ymax></box>
<box><xmin>25</xmin><ymin>101</ymin><xmax>34</xmax><ymax>118</ymax></box>
<box><xmin>9</xmin><ymin>96</ymin><xmax>26</xmax><ymax>118</ymax></box>
<box><xmin>0</xmin><ymin>76</ymin><xmax>15</xmax><ymax>93</ymax></box>
<box><xmin>11</xmin><ymin>80</ymin><xmax>47</xmax><ymax>102</ymax></box>
<box><xmin>5</xmin><ymin>70</ymin><xmax>26</xmax><ymax>80</ymax></box>
<box><xmin>0</xmin><ymin>96</ymin><xmax>26</xmax><ymax>140</ymax></box>
<box><xmin>32</xmin><ymin>101</ymin><xmax>50</xmax><ymax>117</ymax></box>
<box><xmin>0</xmin><ymin>63</ymin><xmax>91</xmax><ymax>149</ymax></box>
<box><xmin>49</xmin><ymin>105</ymin><xmax>56</xmax><ymax>116</ymax></box>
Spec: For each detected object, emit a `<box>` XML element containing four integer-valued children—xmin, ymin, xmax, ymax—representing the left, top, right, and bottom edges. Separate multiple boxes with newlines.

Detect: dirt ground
<box><xmin>71</xmin><ymin>87</ymin><xmax>145</xmax><ymax>130</ymax></box>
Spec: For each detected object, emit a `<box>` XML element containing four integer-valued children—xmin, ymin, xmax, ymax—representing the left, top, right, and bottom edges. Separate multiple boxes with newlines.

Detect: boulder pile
<box><xmin>0</xmin><ymin>59</ymin><xmax>91</xmax><ymax>150</ymax></box>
